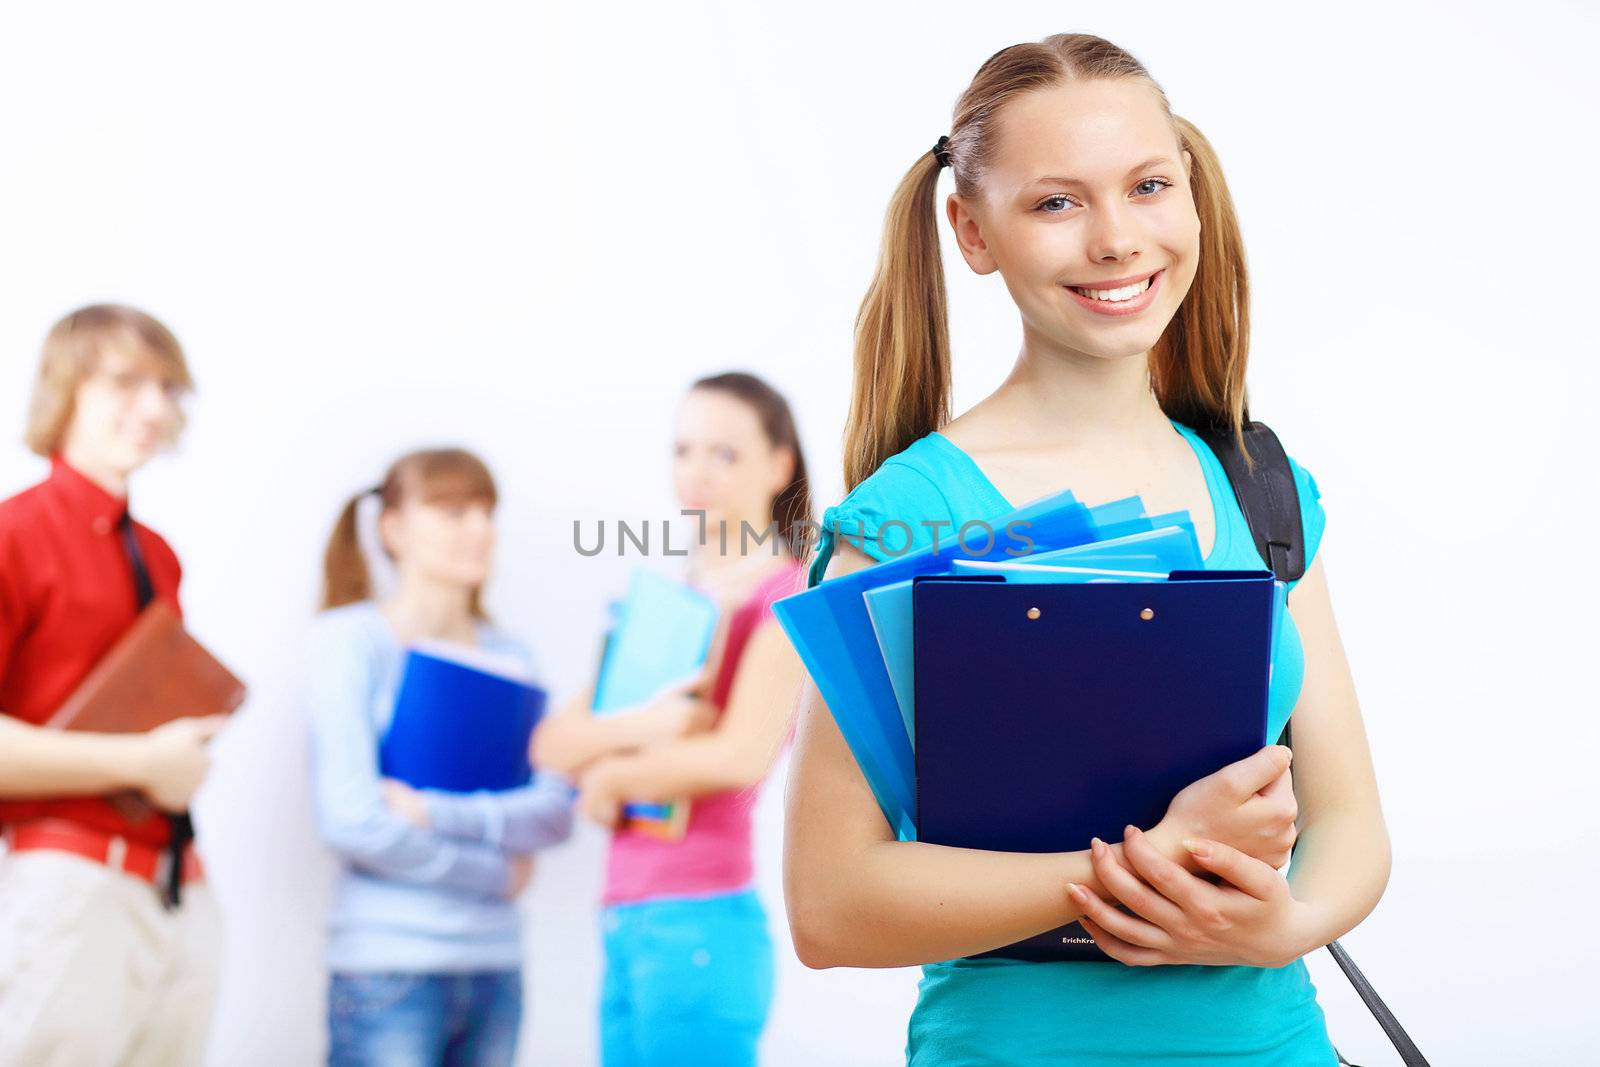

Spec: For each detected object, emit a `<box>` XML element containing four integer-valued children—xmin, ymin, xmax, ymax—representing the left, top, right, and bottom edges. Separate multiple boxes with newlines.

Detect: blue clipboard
<box><xmin>912</xmin><ymin>569</ymin><xmax>1276</xmax><ymax>961</ymax></box>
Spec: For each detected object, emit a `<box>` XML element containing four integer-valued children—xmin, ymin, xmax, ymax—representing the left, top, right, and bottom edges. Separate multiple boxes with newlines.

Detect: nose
<box><xmin>1085</xmin><ymin>200</ymin><xmax>1141</xmax><ymax>264</ymax></box>
<box><xmin>132</xmin><ymin>381</ymin><xmax>177</xmax><ymax>424</ymax></box>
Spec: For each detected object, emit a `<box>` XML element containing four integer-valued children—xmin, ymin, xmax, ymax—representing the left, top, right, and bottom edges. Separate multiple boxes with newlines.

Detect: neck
<box><xmin>59</xmin><ymin>443</ymin><xmax>132</xmax><ymax>499</ymax></box>
<box><xmin>991</xmin><ymin>323</ymin><xmax>1171</xmax><ymax>443</ymax></box>
<box><xmin>689</xmin><ymin>505</ymin><xmax>781</xmax><ymax>572</ymax></box>
<box><xmin>382</xmin><ymin>574</ymin><xmax>476</xmax><ymax>644</ymax></box>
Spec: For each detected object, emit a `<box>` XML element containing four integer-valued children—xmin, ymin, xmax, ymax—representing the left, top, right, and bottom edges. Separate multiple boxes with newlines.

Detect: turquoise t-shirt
<box><xmin>807</xmin><ymin>418</ymin><xmax>1338</xmax><ymax>1066</ymax></box>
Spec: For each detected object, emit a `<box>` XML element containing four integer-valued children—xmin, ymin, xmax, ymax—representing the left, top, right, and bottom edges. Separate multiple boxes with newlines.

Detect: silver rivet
<box><xmin>1140</xmin><ymin>608</ymin><xmax>1155</xmax><ymax>621</ymax></box>
<box><xmin>1026</xmin><ymin>607</ymin><xmax>1041</xmax><ymax>620</ymax></box>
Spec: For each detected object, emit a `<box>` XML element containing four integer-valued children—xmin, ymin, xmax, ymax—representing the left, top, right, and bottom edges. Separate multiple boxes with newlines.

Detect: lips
<box><xmin>1062</xmin><ymin>268</ymin><xmax>1164</xmax><ymax>318</ymax></box>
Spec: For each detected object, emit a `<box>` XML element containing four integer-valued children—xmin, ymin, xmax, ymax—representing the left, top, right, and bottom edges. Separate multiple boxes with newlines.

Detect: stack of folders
<box><xmin>771</xmin><ymin>489</ymin><xmax>1288</xmax><ymax>961</ymax></box>
<box><xmin>591</xmin><ymin>569</ymin><xmax>721</xmax><ymax>841</ymax></box>
<box><xmin>381</xmin><ymin>642</ymin><xmax>548</xmax><ymax>793</ymax></box>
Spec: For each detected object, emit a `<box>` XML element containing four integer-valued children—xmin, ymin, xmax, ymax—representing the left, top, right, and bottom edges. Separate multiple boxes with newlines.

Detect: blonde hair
<box><xmin>845</xmin><ymin>32</ymin><xmax>1252</xmax><ymax>490</ymax></box>
<box><xmin>321</xmin><ymin>448</ymin><xmax>500</xmax><ymax>618</ymax></box>
<box><xmin>25</xmin><ymin>304</ymin><xmax>194</xmax><ymax>457</ymax></box>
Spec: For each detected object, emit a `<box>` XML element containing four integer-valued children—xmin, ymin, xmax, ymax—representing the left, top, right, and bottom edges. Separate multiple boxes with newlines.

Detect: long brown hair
<box><xmin>845</xmin><ymin>32</ymin><xmax>1251</xmax><ymax>490</ymax></box>
<box><xmin>690</xmin><ymin>372</ymin><xmax>812</xmax><ymax>559</ymax></box>
<box><xmin>321</xmin><ymin>448</ymin><xmax>499</xmax><ymax>617</ymax></box>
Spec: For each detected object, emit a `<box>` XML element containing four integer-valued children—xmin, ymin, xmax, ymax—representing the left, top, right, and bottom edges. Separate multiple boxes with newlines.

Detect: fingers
<box><xmin>1086</xmin><ymin>837</ymin><xmax>1185</xmax><ymax>930</ymax></box>
<box><xmin>1181</xmin><ymin>838</ymin><xmax>1285</xmax><ymax>902</ymax></box>
<box><xmin>1256</xmin><ymin>764</ymin><xmax>1295</xmax><ymax>803</ymax></box>
<box><xmin>1241</xmin><ymin>771</ymin><xmax>1299</xmax><ymax>863</ymax></box>
<box><xmin>1217</xmin><ymin>745</ymin><xmax>1293</xmax><ymax>799</ymax></box>
<box><xmin>179</xmin><ymin>714</ymin><xmax>231</xmax><ymax>742</ymax></box>
<box><xmin>1121</xmin><ymin>826</ymin><xmax>1227</xmax><ymax>918</ymax></box>
<box><xmin>1067</xmin><ymin>873</ymin><xmax>1171</xmax><ymax>952</ymax></box>
<box><xmin>1075</xmin><ymin>917</ymin><xmax>1167</xmax><ymax>967</ymax></box>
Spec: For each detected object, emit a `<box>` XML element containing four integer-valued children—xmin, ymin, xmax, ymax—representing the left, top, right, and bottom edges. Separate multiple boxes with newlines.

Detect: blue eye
<box><xmin>1135</xmin><ymin>178</ymin><xmax>1174</xmax><ymax>196</ymax></box>
<box><xmin>1037</xmin><ymin>195</ymin><xmax>1073</xmax><ymax>213</ymax></box>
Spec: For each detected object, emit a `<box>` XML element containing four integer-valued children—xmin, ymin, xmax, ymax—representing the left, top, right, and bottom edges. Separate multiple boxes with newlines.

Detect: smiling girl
<box><xmin>786</xmin><ymin>34</ymin><xmax>1390</xmax><ymax>1065</ymax></box>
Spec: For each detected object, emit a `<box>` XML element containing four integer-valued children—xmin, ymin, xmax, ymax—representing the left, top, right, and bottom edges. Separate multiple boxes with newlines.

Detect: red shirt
<box><xmin>0</xmin><ymin>455</ymin><xmax>184</xmax><ymax>846</ymax></box>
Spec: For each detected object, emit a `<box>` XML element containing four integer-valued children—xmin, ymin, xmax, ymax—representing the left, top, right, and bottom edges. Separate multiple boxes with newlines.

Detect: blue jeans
<box><xmin>328</xmin><ymin>970</ymin><xmax>522</xmax><ymax>1067</ymax></box>
<box><xmin>600</xmin><ymin>889</ymin><xmax>774</xmax><ymax>1067</ymax></box>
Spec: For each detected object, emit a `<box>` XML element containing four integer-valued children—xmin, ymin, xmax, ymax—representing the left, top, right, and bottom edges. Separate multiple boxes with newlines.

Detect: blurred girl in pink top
<box><xmin>534</xmin><ymin>372</ymin><xmax>809</xmax><ymax>1067</ymax></box>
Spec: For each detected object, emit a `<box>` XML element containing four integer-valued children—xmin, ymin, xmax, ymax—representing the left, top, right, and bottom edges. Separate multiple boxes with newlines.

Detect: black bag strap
<box><xmin>1199</xmin><ymin>420</ymin><xmax>1430</xmax><ymax>1067</ymax></box>
<box><xmin>1194</xmin><ymin>421</ymin><xmax>1306</xmax><ymax>583</ymax></box>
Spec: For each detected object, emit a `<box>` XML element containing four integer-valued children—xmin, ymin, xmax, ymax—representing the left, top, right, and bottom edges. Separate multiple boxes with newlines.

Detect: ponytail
<box><xmin>320</xmin><ymin>491</ymin><xmax>373</xmax><ymax>611</ymax></box>
<box><xmin>844</xmin><ymin>150</ymin><xmax>952</xmax><ymax>492</ymax></box>
<box><xmin>1151</xmin><ymin>115</ymin><xmax>1251</xmax><ymax>458</ymax></box>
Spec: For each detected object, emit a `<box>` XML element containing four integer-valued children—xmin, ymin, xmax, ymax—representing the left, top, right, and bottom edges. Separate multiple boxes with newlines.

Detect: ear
<box><xmin>768</xmin><ymin>444</ymin><xmax>796</xmax><ymax>496</ymax></box>
<box><xmin>376</xmin><ymin>507</ymin><xmax>404</xmax><ymax>560</ymax></box>
<box><xmin>946</xmin><ymin>193</ymin><xmax>998</xmax><ymax>276</ymax></box>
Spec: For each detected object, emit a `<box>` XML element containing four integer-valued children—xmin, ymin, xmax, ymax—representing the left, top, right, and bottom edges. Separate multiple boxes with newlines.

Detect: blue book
<box><xmin>380</xmin><ymin>645</ymin><xmax>547</xmax><ymax>792</ymax></box>
<box><xmin>912</xmin><ymin>569</ymin><xmax>1276</xmax><ymax>961</ymax></box>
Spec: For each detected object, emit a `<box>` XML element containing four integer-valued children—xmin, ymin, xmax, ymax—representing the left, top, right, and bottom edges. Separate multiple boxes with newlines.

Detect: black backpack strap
<box><xmin>1196</xmin><ymin>419</ymin><xmax>1432</xmax><ymax>1067</ymax></box>
<box><xmin>1194</xmin><ymin>421</ymin><xmax>1306</xmax><ymax>583</ymax></box>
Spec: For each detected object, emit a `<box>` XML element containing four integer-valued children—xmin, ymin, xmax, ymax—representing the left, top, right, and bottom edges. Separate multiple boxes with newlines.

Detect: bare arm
<box><xmin>530</xmin><ymin>681</ymin><xmax>709</xmax><ymax>779</ymax></box>
<box><xmin>1281</xmin><ymin>554</ymin><xmax>1392</xmax><ymax>943</ymax></box>
<box><xmin>577</xmin><ymin>620</ymin><xmax>804</xmax><ymax>806</ymax></box>
<box><xmin>0</xmin><ymin>715</ymin><xmax>223</xmax><ymax>809</ymax></box>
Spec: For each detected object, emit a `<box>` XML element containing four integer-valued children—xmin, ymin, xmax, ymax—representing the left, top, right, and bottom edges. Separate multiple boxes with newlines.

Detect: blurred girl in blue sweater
<box><xmin>303</xmin><ymin>447</ymin><xmax>573</xmax><ymax>1066</ymax></box>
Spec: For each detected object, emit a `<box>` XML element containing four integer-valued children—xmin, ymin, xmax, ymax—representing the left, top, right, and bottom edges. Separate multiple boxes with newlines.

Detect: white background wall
<box><xmin>2</xmin><ymin>2</ymin><xmax>1595</xmax><ymax>1064</ymax></box>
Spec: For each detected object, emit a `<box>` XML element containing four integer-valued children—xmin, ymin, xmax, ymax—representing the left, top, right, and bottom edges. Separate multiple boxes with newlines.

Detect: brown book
<box><xmin>47</xmin><ymin>601</ymin><xmax>247</xmax><ymax>733</ymax></box>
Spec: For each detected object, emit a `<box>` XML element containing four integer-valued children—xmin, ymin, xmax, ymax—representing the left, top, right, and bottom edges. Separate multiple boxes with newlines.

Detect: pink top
<box><xmin>601</xmin><ymin>559</ymin><xmax>804</xmax><ymax>906</ymax></box>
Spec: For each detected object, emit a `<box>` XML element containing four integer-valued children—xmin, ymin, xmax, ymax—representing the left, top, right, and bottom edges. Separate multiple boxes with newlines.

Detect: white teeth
<box><xmin>1072</xmin><ymin>276</ymin><xmax>1152</xmax><ymax>302</ymax></box>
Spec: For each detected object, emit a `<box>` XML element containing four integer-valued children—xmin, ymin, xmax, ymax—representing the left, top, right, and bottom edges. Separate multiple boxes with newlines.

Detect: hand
<box><xmin>505</xmin><ymin>854</ymin><xmax>535</xmax><ymax>898</ymax></box>
<box><xmin>1067</xmin><ymin>826</ymin><xmax>1318</xmax><ymax>969</ymax></box>
<box><xmin>1147</xmin><ymin>745</ymin><xmax>1298</xmax><ymax>872</ymax></box>
<box><xmin>381</xmin><ymin>779</ymin><xmax>431</xmax><ymax>829</ymax></box>
<box><xmin>132</xmin><ymin>715</ymin><xmax>228</xmax><ymax>812</ymax></box>
<box><xmin>576</xmin><ymin>761</ymin><xmax>626</xmax><ymax>828</ymax></box>
<box><xmin>630</xmin><ymin>676</ymin><xmax>716</xmax><ymax>746</ymax></box>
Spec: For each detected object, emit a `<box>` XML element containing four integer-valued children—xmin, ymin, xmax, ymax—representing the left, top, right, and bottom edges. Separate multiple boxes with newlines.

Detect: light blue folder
<box><xmin>593</xmin><ymin>570</ymin><xmax>719</xmax><ymax>823</ymax></box>
<box><xmin>593</xmin><ymin>570</ymin><xmax>718</xmax><ymax>711</ymax></box>
<box><xmin>1020</xmin><ymin>522</ymin><xmax>1204</xmax><ymax>571</ymax></box>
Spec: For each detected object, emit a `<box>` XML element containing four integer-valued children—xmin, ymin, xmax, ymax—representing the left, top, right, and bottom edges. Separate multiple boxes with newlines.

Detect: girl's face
<box><xmin>63</xmin><ymin>343</ymin><xmax>185</xmax><ymax>477</ymax></box>
<box><xmin>380</xmin><ymin>495</ymin><xmax>497</xmax><ymax>591</ymax></box>
<box><xmin>672</xmin><ymin>388</ymin><xmax>792</xmax><ymax>540</ymax></box>
<box><xmin>947</xmin><ymin>78</ymin><xmax>1200</xmax><ymax>362</ymax></box>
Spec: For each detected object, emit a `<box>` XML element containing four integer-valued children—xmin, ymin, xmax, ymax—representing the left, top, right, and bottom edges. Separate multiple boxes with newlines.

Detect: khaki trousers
<box><xmin>0</xmin><ymin>848</ymin><xmax>222</xmax><ymax>1067</ymax></box>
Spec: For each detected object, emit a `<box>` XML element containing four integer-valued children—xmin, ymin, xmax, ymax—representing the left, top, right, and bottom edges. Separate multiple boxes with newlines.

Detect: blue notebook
<box><xmin>912</xmin><ymin>570</ymin><xmax>1276</xmax><ymax>961</ymax></box>
<box><xmin>380</xmin><ymin>645</ymin><xmax>547</xmax><ymax>792</ymax></box>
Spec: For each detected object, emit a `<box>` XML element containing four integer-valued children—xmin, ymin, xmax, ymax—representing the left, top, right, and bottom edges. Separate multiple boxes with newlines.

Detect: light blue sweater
<box><xmin>302</xmin><ymin>601</ymin><xmax>574</xmax><ymax>973</ymax></box>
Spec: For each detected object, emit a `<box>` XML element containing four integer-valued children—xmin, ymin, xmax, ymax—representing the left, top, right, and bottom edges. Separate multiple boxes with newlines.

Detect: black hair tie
<box><xmin>932</xmin><ymin>135</ymin><xmax>952</xmax><ymax>169</ymax></box>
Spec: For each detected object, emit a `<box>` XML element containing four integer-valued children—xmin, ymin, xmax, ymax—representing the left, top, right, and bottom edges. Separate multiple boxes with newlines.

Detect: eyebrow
<box><xmin>1025</xmin><ymin>156</ymin><xmax>1178</xmax><ymax>189</ymax></box>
